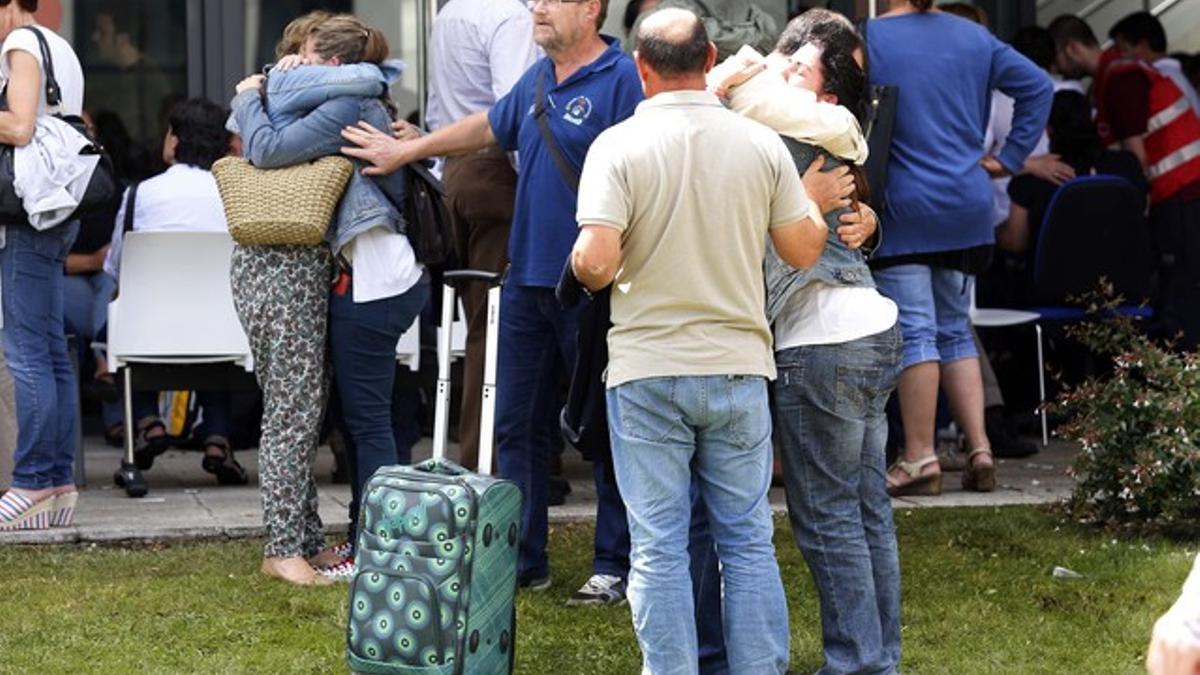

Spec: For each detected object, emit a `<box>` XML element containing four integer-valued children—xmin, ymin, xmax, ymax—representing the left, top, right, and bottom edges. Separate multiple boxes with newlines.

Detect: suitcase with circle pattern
<box><xmin>347</xmin><ymin>273</ymin><xmax>520</xmax><ymax>675</ymax></box>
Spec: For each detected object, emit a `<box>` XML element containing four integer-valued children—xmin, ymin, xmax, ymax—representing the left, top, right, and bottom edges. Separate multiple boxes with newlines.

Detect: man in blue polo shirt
<box><xmin>342</xmin><ymin>0</ymin><xmax>640</xmax><ymax>604</ymax></box>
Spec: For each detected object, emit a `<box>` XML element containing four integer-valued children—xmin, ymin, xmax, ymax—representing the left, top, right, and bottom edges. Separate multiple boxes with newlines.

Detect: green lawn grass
<box><xmin>0</xmin><ymin>506</ymin><xmax>1193</xmax><ymax>674</ymax></box>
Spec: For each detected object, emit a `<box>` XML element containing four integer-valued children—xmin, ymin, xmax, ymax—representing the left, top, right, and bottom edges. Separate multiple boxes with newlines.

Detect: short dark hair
<box><xmin>635</xmin><ymin>9</ymin><xmax>710</xmax><ymax>77</ymax></box>
<box><xmin>0</xmin><ymin>0</ymin><xmax>38</xmax><ymax>12</ymax></box>
<box><xmin>1011</xmin><ymin>26</ymin><xmax>1055</xmax><ymax>70</ymax></box>
<box><xmin>774</xmin><ymin>7</ymin><xmax>854</xmax><ymax>61</ymax></box>
<box><xmin>1109</xmin><ymin>11</ymin><xmax>1167</xmax><ymax>54</ymax></box>
<box><xmin>1048</xmin><ymin>14</ymin><xmax>1099</xmax><ymax>51</ymax></box>
<box><xmin>596</xmin><ymin>0</ymin><xmax>609</xmax><ymax>31</ymax></box>
<box><xmin>623</xmin><ymin>0</ymin><xmax>643</xmax><ymax>36</ymax></box>
<box><xmin>1048</xmin><ymin>90</ymin><xmax>1102</xmax><ymax>166</ymax></box>
<box><xmin>167</xmin><ymin>98</ymin><xmax>230</xmax><ymax>170</ymax></box>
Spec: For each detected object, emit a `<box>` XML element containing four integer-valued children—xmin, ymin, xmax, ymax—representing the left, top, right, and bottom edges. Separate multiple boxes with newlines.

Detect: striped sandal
<box><xmin>50</xmin><ymin>491</ymin><xmax>78</xmax><ymax>527</ymax></box>
<box><xmin>0</xmin><ymin>491</ymin><xmax>56</xmax><ymax>530</ymax></box>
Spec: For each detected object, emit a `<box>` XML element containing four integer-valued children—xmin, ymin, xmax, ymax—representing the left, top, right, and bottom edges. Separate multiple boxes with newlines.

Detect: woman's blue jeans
<box><xmin>64</xmin><ymin>270</ymin><xmax>121</xmax><ymax>429</ymax></box>
<box><xmin>330</xmin><ymin>277</ymin><xmax>430</xmax><ymax>543</ymax></box>
<box><xmin>2</xmin><ymin>222</ymin><xmax>81</xmax><ymax>489</ymax></box>
<box><xmin>773</xmin><ymin>325</ymin><xmax>903</xmax><ymax>675</ymax></box>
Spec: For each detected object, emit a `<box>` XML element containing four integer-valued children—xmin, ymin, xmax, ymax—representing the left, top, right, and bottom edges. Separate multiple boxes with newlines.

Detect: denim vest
<box><xmin>764</xmin><ymin>138</ymin><xmax>875</xmax><ymax>324</ymax></box>
<box><xmin>231</xmin><ymin>61</ymin><xmax>409</xmax><ymax>253</ymax></box>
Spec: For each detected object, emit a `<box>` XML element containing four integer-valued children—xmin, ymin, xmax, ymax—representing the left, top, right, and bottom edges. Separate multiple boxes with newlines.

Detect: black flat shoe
<box><xmin>133</xmin><ymin>420</ymin><xmax>171</xmax><ymax>471</ymax></box>
<box><xmin>201</xmin><ymin>438</ymin><xmax>248</xmax><ymax>486</ymax></box>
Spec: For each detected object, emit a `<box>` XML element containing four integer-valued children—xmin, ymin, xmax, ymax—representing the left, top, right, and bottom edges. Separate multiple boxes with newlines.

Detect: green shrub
<box><xmin>1054</xmin><ymin>284</ymin><xmax>1200</xmax><ymax>537</ymax></box>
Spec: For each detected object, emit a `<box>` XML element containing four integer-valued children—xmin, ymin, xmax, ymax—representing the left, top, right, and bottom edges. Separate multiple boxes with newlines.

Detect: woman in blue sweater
<box><xmin>867</xmin><ymin>0</ymin><xmax>1052</xmax><ymax>496</ymax></box>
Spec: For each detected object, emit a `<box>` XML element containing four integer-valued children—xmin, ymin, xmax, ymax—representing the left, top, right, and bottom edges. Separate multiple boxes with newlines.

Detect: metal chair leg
<box><xmin>113</xmin><ymin>366</ymin><xmax>147</xmax><ymax>497</ymax></box>
<box><xmin>1036</xmin><ymin>323</ymin><xmax>1048</xmax><ymax>447</ymax></box>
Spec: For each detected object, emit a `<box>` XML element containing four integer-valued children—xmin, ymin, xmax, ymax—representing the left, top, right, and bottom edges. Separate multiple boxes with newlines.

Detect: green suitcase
<box><xmin>347</xmin><ymin>273</ymin><xmax>521</xmax><ymax>674</ymax></box>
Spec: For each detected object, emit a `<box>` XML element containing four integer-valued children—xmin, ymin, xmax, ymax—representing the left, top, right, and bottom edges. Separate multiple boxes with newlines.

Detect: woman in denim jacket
<box><xmin>718</xmin><ymin>11</ymin><xmax>902</xmax><ymax>675</ymax></box>
<box><xmin>229</xmin><ymin>14</ymin><xmax>428</xmax><ymax>586</ymax></box>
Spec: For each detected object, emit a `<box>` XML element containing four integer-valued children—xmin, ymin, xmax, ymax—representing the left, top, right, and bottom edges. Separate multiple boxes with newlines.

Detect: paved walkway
<box><xmin>0</xmin><ymin>435</ymin><xmax>1078</xmax><ymax>545</ymax></box>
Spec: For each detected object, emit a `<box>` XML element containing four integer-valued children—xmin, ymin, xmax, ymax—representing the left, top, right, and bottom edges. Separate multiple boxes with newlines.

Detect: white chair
<box><xmin>969</xmin><ymin>281</ymin><xmax>1048</xmax><ymax>446</ymax></box>
<box><xmin>107</xmin><ymin>231</ymin><xmax>253</xmax><ymax>496</ymax></box>
<box><xmin>396</xmin><ymin>317</ymin><xmax>420</xmax><ymax>372</ymax></box>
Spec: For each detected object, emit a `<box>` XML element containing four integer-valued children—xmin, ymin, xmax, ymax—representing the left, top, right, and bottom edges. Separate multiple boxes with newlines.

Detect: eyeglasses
<box><xmin>525</xmin><ymin>0</ymin><xmax>587</xmax><ymax>9</ymax></box>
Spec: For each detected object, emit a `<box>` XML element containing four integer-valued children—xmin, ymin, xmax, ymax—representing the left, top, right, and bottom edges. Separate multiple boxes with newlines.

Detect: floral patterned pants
<box><xmin>231</xmin><ymin>245</ymin><xmax>331</xmax><ymax>559</ymax></box>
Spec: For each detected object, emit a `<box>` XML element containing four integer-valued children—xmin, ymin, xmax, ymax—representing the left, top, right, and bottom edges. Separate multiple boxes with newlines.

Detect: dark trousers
<box><xmin>496</xmin><ymin>285</ymin><xmax>630</xmax><ymax>581</ymax></box>
<box><xmin>131</xmin><ymin>391</ymin><xmax>234</xmax><ymax>442</ymax></box>
<box><xmin>444</xmin><ymin>148</ymin><xmax>516</xmax><ymax>471</ymax></box>
<box><xmin>1151</xmin><ymin>197</ymin><xmax>1200</xmax><ymax>350</ymax></box>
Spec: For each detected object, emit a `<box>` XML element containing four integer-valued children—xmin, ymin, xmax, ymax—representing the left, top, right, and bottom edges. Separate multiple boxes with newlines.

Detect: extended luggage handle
<box><xmin>442</xmin><ymin>270</ymin><xmax>502</xmax><ymax>286</ymax></box>
<box><xmin>433</xmin><ymin>270</ymin><xmax>503</xmax><ymax>476</ymax></box>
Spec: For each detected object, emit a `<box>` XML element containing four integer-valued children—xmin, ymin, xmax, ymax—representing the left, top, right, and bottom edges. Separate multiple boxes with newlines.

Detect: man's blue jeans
<box><xmin>774</xmin><ymin>326</ymin><xmax>903</xmax><ymax>675</ymax></box>
<box><xmin>496</xmin><ymin>285</ymin><xmax>629</xmax><ymax>582</ymax></box>
<box><xmin>2</xmin><ymin>222</ymin><xmax>80</xmax><ymax>489</ymax></box>
<box><xmin>330</xmin><ymin>278</ymin><xmax>430</xmax><ymax>543</ymax></box>
<box><xmin>608</xmin><ymin>375</ymin><xmax>789</xmax><ymax>675</ymax></box>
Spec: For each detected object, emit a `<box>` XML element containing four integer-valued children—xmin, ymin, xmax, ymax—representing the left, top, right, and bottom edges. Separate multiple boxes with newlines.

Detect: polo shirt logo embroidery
<box><xmin>563</xmin><ymin>96</ymin><xmax>593</xmax><ymax>126</ymax></box>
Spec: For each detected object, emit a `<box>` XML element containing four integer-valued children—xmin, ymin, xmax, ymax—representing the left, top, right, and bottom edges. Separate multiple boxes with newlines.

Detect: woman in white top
<box><xmin>0</xmin><ymin>0</ymin><xmax>88</xmax><ymax>531</ymax></box>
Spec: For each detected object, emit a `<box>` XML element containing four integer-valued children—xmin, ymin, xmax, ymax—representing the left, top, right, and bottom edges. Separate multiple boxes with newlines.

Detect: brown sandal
<box><xmin>962</xmin><ymin>447</ymin><xmax>996</xmax><ymax>492</ymax></box>
<box><xmin>886</xmin><ymin>455</ymin><xmax>942</xmax><ymax>497</ymax></box>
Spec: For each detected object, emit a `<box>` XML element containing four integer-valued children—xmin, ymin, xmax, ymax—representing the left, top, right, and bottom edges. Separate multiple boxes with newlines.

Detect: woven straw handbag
<box><xmin>211</xmin><ymin>156</ymin><xmax>354</xmax><ymax>246</ymax></box>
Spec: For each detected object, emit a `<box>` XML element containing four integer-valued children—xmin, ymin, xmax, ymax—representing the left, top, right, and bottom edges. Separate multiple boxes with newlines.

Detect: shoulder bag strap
<box><xmin>533</xmin><ymin>69</ymin><xmax>581</xmax><ymax>194</ymax></box>
<box><xmin>122</xmin><ymin>182</ymin><xmax>140</xmax><ymax>234</ymax></box>
<box><xmin>18</xmin><ymin>26</ymin><xmax>61</xmax><ymax>109</ymax></box>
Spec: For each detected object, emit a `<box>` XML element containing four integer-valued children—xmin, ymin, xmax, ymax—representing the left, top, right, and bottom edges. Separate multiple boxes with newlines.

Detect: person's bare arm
<box><xmin>571</xmin><ymin>224</ymin><xmax>622</xmax><ymax>292</ymax></box>
<box><xmin>341</xmin><ymin>111</ymin><xmax>495</xmax><ymax>176</ymax></box>
<box><xmin>1023</xmin><ymin>153</ymin><xmax>1075</xmax><ymax>185</ymax></box>
<box><xmin>0</xmin><ymin>50</ymin><xmax>41</xmax><ymax>146</ymax></box>
<box><xmin>996</xmin><ymin>203</ymin><xmax>1030</xmax><ymax>253</ymax></box>
<box><xmin>770</xmin><ymin>215</ymin><xmax>828</xmax><ymax>270</ymax></box>
<box><xmin>65</xmin><ymin>245</ymin><xmax>110</xmax><ymax>275</ymax></box>
<box><xmin>1121</xmin><ymin>135</ymin><xmax>1148</xmax><ymax>172</ymax></box>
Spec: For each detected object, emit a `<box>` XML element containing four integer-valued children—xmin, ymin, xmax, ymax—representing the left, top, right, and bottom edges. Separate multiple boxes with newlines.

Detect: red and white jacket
<box><xmin>1096</xmin><ymin>52</ymin><xmax>1200</xmax><ymax>205</ymax></box>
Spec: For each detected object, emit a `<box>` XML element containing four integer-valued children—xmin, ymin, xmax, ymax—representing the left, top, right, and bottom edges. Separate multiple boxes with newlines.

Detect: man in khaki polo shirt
<box><xmin>569</xmin><ymin>7</ymin><xmax>828</xmax><ymax>673</ymax></box>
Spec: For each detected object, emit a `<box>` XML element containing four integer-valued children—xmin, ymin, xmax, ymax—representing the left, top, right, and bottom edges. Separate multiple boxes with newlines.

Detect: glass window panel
<box><xmin>69</xmin><ymin>0</ymin><xmax>190</xmax><ymax>180</ymax></box>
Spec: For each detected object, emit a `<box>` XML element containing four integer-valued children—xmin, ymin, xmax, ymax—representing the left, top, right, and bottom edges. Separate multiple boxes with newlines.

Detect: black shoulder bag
<box><xmin>859</xmin><ymin>19</ymin><xmax>898</xmax><ymax>216</ymax></box>
<box><xmin>533</xmin><ymin>70</ymin><xmax>581</xmax><ymax>193</ymax></box>
<box><xmin>402</xmin><ymin>160</ymin><xmax>455</xmax><ymax>266</ymax></box>
<box><xmin>0</xmin><ymin>26</ymin><xmax>117</xmax><ymax>225</ymax></box>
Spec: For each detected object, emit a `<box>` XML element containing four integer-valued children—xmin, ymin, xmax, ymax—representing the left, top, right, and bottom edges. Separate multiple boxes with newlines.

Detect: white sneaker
<box><xmin>566</xmin><ymin>573</ymin><xmax>627</xmax><ymax>606</ymax></box>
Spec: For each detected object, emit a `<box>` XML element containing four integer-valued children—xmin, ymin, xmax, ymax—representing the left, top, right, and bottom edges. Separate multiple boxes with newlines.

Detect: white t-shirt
<box><xmin>104</xmin><ymin>164</ymin><xmax>229</xmax><ymax>278</ymax></box>
<box><xmin>773</xmin><ymin>284</ymin><xmax>898</xmax><ymax>350</ymax></box>
<box><xmin>986</xmin><ymin>92</ymin><xmax>1050</xmax><ymax>227</ymax></box>
<box><xmin>0</xmin><ymin>24</ymin><xmax>83</xmax><ymax>116</ymax></box>
<box><xmin>342</xmin><ymin>226</ymin><xmax>424</xmax><ymax>303</ymax></box>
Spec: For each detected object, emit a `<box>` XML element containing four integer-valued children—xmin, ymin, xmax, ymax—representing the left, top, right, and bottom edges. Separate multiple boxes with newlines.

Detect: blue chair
<box><xmin>1028</xmin><ymin>174</ymin><xmax>1154</xmax><ymax>319</ymax></box>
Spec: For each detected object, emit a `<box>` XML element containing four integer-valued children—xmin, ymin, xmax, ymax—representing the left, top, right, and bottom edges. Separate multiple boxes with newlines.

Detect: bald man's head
<box><xmin>635</xmin><ymin>7</ymin><xmax>710</xmax><ymax>77</ymax></box>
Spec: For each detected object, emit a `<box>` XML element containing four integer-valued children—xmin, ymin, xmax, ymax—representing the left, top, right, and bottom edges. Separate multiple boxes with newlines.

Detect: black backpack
<box><xmin>403</xmin><ymin>161</ymin><xmax>455</xmax><ymax>267</ymax></box>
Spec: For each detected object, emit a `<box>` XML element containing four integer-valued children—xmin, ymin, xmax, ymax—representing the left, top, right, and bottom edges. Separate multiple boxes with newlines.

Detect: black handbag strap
<box><xmin>122</xmin><ymin>181</ymin><xmax>140</xmax><ymax>233</ymax></box>
<box><xmin>533</xmin><ymin>69</ymin><xmax>581</xmax><ymax>193</ymax></box>
<box><xmin>15</xmin><ymin>26</ymin><xmax>61</xmax><ymax>109</ymax></box>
